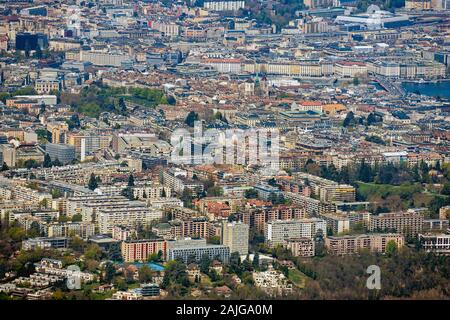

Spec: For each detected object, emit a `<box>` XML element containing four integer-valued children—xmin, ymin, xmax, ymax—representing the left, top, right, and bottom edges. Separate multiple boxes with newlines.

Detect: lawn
<box><xmin>288</xmin><ymin>269</ymin><xmax>307</xmax><ymax>288</ymax></box>
<box><xmin>357</xmin><ymin>182</ymin><xmax>423</xmax><ymax>200</ymax></box>
<box><xmin>200</xmin><ymin>275</ymin><xmax>212</xmax><ymax>286</ymax></box>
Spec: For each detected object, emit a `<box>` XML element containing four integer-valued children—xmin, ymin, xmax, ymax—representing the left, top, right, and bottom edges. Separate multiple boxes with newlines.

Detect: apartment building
<box><xmin>295</xmin><ymin>173</ymin><xmax>356</xmax><ymax>203</ymax></box>
<box><xmin>121</xmin><ymin>239</ymin><xmax>167</xmax><ymax>262</ymax></box>
<box><xmin>22</xmin><ymin>237</ymin><xmax>69</xmax><ymax>250</ymax></box>
<box><xmin>35</xmin><ymin>78</ymin><xmax>62</xmax><ymax>94</ymax></box>
<box><xmin>265</xmin><ymin>218</ymin><xmax>327</xmax><ymax>247</ymax></box>
<box><xmin>149</xmin><ymin>21</ymin><xmax>180</xmax><ymax>36</ymax></box>
<box><xmin>111</xmin><ymin>133</ymin><xmax>159</xmax><ymax>153</ymax></box>
<box><xmin>320</xmin><ymin>213</ymin><xmax>350</xmax><ymax>235</ymax></box>
<box><xmin>303</xmin><ymin>0</ymin><xmax>333</xmax><ymax>8</ymax></box>
<box><xmin>243</xmin><ymin>60</ymin><xmax>331</xmax><ymax>77</ymax></box>
<box><xmin>9</xmin><ymin>209</ymin><xmax>59</xmax><ymax>224</ymax></box>
<box><xmin>46</xmin><ymin>222</ymin><xmax>95</xmax><ymax>240</ymax></box>
<box><xmin>418</xmin><ymin>233</ymin><xmax>450</xmax><ymax>254</ymax></box>
<box><xmin>12</xmin><ymin>185</ymin><xmax>52</xmax><ymax>204</ymax></box>
<box><xmin>367</xmin><ymin>60</ymin><xmax>446</xmax><ymax>79</ymax></box>
<box><xmin>0</xmin><ymin>144</ymin><xmax>45</xmax><ymax>168</ymax></box>
<box><xmin>203</xmin><ymin>0</ymin><xmax>246</xmax><ymax>12</ymax></box>
<box><xmin>239</xmin><ymin>205</ymin><xmax>308</xmax><ymax>232</ymax></box>
<box><xmin>285</xmin><ymin>238</ymin><xmax>315</xmax><ymax>257</ymax></box>
<box><xmin>146</xmin><ymin>197</ymin><xmax>183</xmax><ymax>209</ymax></box>
<box><xmin>97</xmin><ymin>206</ymin><xmax>162</xmax><ymax>235</ymax></box>
<box><xmin>284</xmin><ymin>192</ymin><xmax>336</xmax><ymax>216</ymax></box>
<box><xmin>405</xmin><ymin>0</ymin><xmax>432</xmax><ymax>9</ymax></box>
<box><xmin>67</xmin><ymin>131</ymin><xmax>112</xmax><ymax>156</ymax></box>
<box><xmin>325</xmin><ymin>233</ymin><xmax>404</xmax><ymax>255</ymax></box>
<box><xmin>253</xmin><ymin>183</ymin><xmax>282</xmax><ymax>201</ymax></box>
<box><xmin>369</xmin><ymin>212</ymin><xmax>424</xmax><ymax>237</ymax></box>
<box><xmin>167</xmin><ymin>243</ymin><xmax>230</xmax><ymax>263</ymax></box>
<box><xmin>132</xmin><ymin>184</ymin><xmax>172</xmax><ymax>199</ymax></box>
<box><xmin>46</xmin><ymin>122</ymin><xmax>69</xmax><ymax>145</ymax></box>
<box><xmin>112</xmin><ymin>226</ymin><xmax>136</xmax><ymax>241</ymax></box>
<box><xmin>202</xmin><ymin>58</ymin><xmax>243</xmax><ymax>74</ymax></box>
<box><xmin>252</xmin><ymin>267</ymin><xmax>293</xmax><ymax>296</ymax></box>
<box><xmin>79</xmin><ymin>50</ymin><xmax>131</xmax><ymax>67</ymax></box>
<box><xmin>161</xmin><ymin>168</ymin><xmax>204</xmax><ymax>196</ymax></box>
<box><xmin>334</xmin><ymin>61</ymin><xmax>367</xmax><ymax>78</ymax></box>
<box><xmin>66</xmin><ymin>195</ymin><xmax>126</xmax><ymax>217</ymax></box>
<box><xmin>80</xmin><ymin>200</ymin><xmax>142</xmax><ymax>223</ymax></box>
<box><xmin>221</xmin><ymin>221</ymin><xmax>249</xmax><ymax>255</ymax></box>
<box><xmin>422</xmin><ymin>219</ymin><xmax>449</xmax><ymax>232</ymax></box>
<box><xmin>167</xmin><ymin>217</ymin><xmax>210</xmax><ymax>240</ymax></box>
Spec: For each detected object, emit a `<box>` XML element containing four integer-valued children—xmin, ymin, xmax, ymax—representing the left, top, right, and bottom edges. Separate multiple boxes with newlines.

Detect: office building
<box><xmin>45</xmin><ymin>144</ymin><xmax>76</xmax><ymax>164</ymax></box>
<box><xmin>15</xmin><ymin>33</ymin><xmax>48</xmax><ymax>51</ymax></box>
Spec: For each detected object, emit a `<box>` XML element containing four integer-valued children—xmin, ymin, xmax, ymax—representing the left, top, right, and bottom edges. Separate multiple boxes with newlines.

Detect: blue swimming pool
<box><xmin>116</xmin><ymin>261</ymin><xmax>165</xmax><ymax>271</ymax></box>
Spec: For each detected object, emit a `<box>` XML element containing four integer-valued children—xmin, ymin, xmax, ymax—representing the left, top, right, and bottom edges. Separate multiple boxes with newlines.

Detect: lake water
<box><xmin>401</xmin><ymin>81</ymin><xmax>450</xmax><ymax>99</ymax></box>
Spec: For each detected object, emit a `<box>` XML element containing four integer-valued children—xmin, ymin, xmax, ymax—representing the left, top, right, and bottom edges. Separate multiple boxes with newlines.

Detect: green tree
<box><xmin>118</xmin><ymin>97</ymin><xmax>127</xmax><ymax>115</ymax></box>
<box><xmin>252</xmin><ymin>252</ymin><xmax>260</xmax><ymax>270</ymax></box>
<box><xmin>42</xmin><ymin>153</ymin><xmax>52</xmax><ymax>168</ymax></box>
<box><xmin>385</xmin><ymin>240</ymin><xmax>398</xmax><ymax>257</ymax></box>
<box><xmin>167</xmin><ymin>95</ymin><xmax>176</xmax><ymax>105</ymax></box>
<box><xmin>52</xmin><ymin>158</ymin><xmax>62</xmax><ymax>167</ymax></box>
<box><xmin>441</xmin><ymin>183</ymin><xmax>450</xmax><ymax>196</ymax></box>
<box><xmin>138</xmin><ymin>265</ymin><xmax>153</xmax><ymax>283</ymax></box>
<box><xmin>185</xmin><ymin>111</ymin><xmax>199</xmax><ymax>127</ymax></box>
<box><xmin>187</xmin><ymin>254</ymin><xmax>197</xmax><ymax>265</ymax></box>
<box><xmin>104</xmin><ymin>262</ymin><xmax>116</xmax><ymax>283</ymax></box>
<box><xmin>28</xmin><ymin>221</ymin><xmax>41</xmax><ymax>238</ymax></box>
<box><xmin>229</xmin><ymin>252</ymin><xmax>242</xmax><ymax>275</ymax></box>
<box><xmin>85</xmin><ymin>244</ymin><xmax>102</xmax><ymax>260</ymax></box>
<box><xmin>88</xmin><ymin>173</ymin><xmax>98</xmax><ymax>190</ymax></box>
<box><xmin>1</xmin><ymin>162</ymin><xmax>9</xmax><ymax>171</ymax></box>
<box><xmin>207</xmin><ymin>186</ymin><xmax>223</xmax><ymax>197</ymax></box>
<box><xmin>24</xmin><ymin>159</ymin><xmax>38</xmax><ymax>169</ymax></box>
<box><xmin>128</xmin><ymin>174</ymin><xmax>135</xmax><ymax>187</ymax></box>
<box><xmin>34</xmin><ymin>45</ymin><xmax>43</xmax><ymax>59</ymax></box>
<box><xmin>71</xmin><ymin>214</ymin><xmax>82</xmax><ymax>222</ymax></box>
<box><xmin>199</xmin><ymin>254</ymin><xmax>211</xmax><ymax>274</ymax></box>
<box><xmin>181</xmin><ymin>188</ymin><xmax>193</xmax><ymax>208</ymax></box>
<box><xmin>343</xmin><ymin>111</ymin><xmax>355</xmax><ymax>127</ymax></box>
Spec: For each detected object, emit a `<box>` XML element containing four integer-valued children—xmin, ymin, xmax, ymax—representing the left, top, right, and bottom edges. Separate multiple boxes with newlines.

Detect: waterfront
<box><xmin>401</xmin><ymin>80</ymin><xmax>450</xmax><ymax>99</ymax></box>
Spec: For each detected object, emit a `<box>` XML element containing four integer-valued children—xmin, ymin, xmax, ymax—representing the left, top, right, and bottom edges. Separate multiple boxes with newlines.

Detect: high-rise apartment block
<box><xmin>221</xmin><ymin>221</ymin><xmax>249</xmax><ymax>255</ymax></box>
<box><xmin>265</xmin><ymin>218</ymin><xmax>326</xmax><ymax>247</ymax></box>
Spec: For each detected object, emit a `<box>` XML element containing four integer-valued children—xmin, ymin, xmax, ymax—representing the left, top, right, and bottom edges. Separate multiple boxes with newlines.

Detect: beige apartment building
<box><xmin>285</xmin><ymin>238</ymin><xmax>315</xmax><ymax>257</ymax></box>
<box><xmin>325</xmin><ymin>233</ymin><xmax>404</xmax><ymax>255</ymax></box>
<box><xmin>221</xmin><ymin>221</ymin><xmax>249</xmax><ymax>255</ymax></box>
<box><xmin>303</xmin><ymin>0</ymin><xmax>333</xmax><ymax>8</ymax></box>
<box><xmin>369</xmin><ymin>212</ymin><xmax>424</xmax><ymax>237</ymax></box>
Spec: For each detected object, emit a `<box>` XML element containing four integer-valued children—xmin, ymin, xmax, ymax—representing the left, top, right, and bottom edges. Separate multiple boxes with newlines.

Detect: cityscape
<box><xmin>0</xmin><ymin>0</ymin><xmax>449</xmax><ymax>303</ymax></box>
